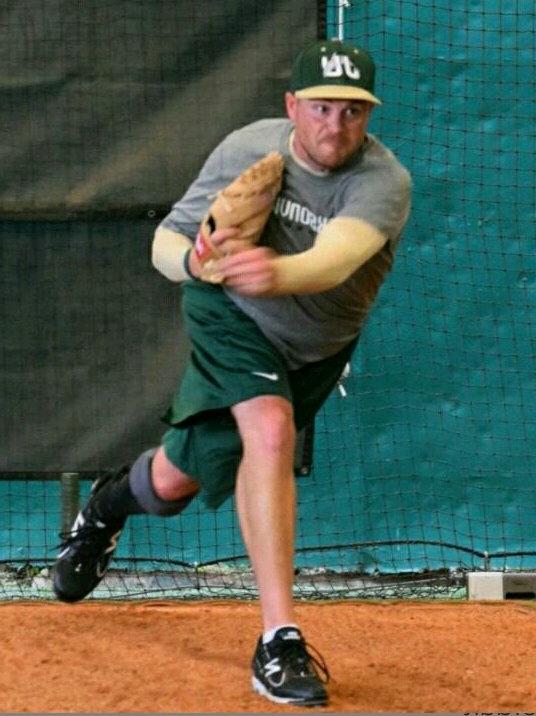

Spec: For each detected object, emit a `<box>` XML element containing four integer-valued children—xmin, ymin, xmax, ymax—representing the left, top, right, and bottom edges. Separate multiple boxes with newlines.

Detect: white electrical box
<box><xmin>467</xmin><ymin>571</ymin><xmax>536</xmax><ymax>600</ymax></box>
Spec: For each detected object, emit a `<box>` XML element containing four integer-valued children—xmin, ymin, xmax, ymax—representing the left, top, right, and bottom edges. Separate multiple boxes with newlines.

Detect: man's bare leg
<box><xmin>233</xmin><ymin>395</ymin><xmax>329</xmax><ymax>706</ymax></box>
<box><xmin>231</xmin><ymin>395</ymin><xmax>297</xmax><ymax>631</ymax></box>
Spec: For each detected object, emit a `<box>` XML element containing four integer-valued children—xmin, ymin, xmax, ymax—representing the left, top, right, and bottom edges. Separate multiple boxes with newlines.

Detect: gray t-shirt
<box><xmin>161</xmin><ymin>119</ymin><xmax>411</xmax><ymax>368</ymax></box>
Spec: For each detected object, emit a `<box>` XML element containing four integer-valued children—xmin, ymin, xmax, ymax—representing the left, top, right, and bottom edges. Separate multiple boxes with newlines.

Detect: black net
<box><xmin>2</xmin><ymin>0</ymin><xmax>536</xmax><ymax>601</ymax></box>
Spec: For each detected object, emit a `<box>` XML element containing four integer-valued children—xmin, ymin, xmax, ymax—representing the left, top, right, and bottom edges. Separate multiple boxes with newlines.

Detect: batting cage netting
<box><xmin>1</xmin><ymin>0</ymin><xmax>535</xmax><ymax>600</ymax></box>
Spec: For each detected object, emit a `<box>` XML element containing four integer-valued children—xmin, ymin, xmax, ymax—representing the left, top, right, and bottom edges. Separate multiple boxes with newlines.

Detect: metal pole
<box><xmin>338</xmin><ymin>0</ymin><xmax>350</xmax><ymax>40</ymax></box>
<box><xmin>60</xmin><ymin>472</ymin><xmax>80</xmax><ymax>534</ymax></box>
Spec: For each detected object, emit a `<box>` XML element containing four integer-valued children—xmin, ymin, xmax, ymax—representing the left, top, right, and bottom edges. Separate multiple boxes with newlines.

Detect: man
<box><xmin>53</xmin><ymin>39</ymin><xmax>411</xmax><ymax>707</ymax></box>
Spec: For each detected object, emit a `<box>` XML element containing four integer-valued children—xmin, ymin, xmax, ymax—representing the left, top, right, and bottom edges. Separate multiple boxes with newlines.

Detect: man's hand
<box><xmin>189</xmin><ymin>226</ymin><xmax>243</xmax><ymax>279</ymax></box>
<box><xmin>193</xmin><ymin>151</ymin><xmax>284</xmax><ymax>283</ymax></box>
<box><xmin>213</xmin><ymin>247</ymin><xmax>279</xmax><ymax>296</ymax></box>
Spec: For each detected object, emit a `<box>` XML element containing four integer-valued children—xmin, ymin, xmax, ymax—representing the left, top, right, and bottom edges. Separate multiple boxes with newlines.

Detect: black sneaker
<box><xmin>252</xmin><ymin>627</ymin><xmax>329</xmax><ymax>707</ymax></box>
<box><xmin>53</xmin><ymin>472</ymin><xmax>126</xmax><ymax>603</ymax></box>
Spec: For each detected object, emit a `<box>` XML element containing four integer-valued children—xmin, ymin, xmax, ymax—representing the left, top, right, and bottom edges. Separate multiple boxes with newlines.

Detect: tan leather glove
<box><xmin>194</xmin><ymin>151</ymin><xmax>284</xmax><ymax>282</ymax></box>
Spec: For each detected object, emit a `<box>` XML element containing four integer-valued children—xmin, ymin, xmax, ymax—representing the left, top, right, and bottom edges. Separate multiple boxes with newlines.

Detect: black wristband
<box><xmin>183</xmin><ymin>247</ymin><xmax>198</xmax><ymax>280</ymax></box>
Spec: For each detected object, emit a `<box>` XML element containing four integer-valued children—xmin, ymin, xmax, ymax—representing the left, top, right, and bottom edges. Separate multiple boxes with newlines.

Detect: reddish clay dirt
<box><xmin>1</xmin><ymin>600</ymin><xmax>536</xmax><ymax>713</ymax></box>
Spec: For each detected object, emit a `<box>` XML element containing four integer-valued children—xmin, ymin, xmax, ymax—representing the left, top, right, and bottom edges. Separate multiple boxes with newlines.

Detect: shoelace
<box><xmin>56</xmin><ymin>520</ymin><xmax>111</xmax><ymax>555</ymax></box>
<box><xmin>276</xmin><ymin>638</ymin><xmax>330</xmax><ymax>684</ymax></box>
<box><xmin>56</xmin><ymin>469</ymin><xmax>127</xmax><ymax>552</ymax></box>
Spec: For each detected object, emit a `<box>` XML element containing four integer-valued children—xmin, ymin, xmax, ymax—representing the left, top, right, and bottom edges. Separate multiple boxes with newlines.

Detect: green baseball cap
<box><xmin>290</xmin><ymin>39</ymin><xmax>381</xmax><ymax>105</ymax></box>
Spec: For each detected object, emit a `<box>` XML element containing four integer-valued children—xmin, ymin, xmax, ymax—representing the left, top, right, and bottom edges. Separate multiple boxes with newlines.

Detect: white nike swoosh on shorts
<box><xmin>251</xmin><ymin>371</ymin><xmax>279</xmax><ymax>381</ymax></box>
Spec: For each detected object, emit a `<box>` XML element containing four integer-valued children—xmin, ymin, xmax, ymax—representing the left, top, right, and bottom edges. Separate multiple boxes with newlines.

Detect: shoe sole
<box><xmin>251</xmin><ymin>676</ymin><xmax>328</xmax><ymax>707</ymax></box>
<box><xmin>52</xmin><ymin>570</ymin><xmax>88</xmax><ymax>603</ymax></box>
<box><xmin>52</xmin><ymin>585</ymin><xmax>84</xmax><ymax>603</ymax></box>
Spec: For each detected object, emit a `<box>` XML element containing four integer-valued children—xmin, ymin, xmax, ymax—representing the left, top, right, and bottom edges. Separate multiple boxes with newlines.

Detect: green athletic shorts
<box><xmin>162</xmin><ymin>280</ymin><xmax>356</xmax><ymax>509</ymax></box>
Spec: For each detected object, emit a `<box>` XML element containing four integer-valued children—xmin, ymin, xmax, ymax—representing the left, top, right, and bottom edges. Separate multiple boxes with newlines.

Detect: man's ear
<box><xmin>285</xmin><ymin>92</ymin><xmax>297</xmax><ymax>121</ymax></box>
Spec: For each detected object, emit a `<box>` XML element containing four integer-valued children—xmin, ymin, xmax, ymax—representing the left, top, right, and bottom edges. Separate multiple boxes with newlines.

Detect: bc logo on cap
<box><xmin>321</xmin><ymin>53</ymin><xmax>361</xmax><ymax>80</ymax></box>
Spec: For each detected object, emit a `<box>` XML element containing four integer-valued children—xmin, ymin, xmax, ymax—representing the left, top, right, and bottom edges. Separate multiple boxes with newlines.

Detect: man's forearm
<box><xmin>271</xmin><ymin>217</ymin><xmax>387</xmax><ymax>294</ymax></box>
<box><xmin>151</xmin><ymin>226</ymin><xmax>199</xmax><ymax>282</ymax></box>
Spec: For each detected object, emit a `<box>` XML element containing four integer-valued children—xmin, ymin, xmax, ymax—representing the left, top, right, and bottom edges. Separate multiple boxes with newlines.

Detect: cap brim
<box><xmin>294</xmin><ymin>85</ymin><xmax>382</xmax><ymax>105</ymax></box>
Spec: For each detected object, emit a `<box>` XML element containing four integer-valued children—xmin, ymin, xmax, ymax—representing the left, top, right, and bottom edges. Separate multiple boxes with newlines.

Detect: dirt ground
<box><xmin>1</xmin><ymin>599</ymin><xmax>535</xmax><ymax>713</ymax></box>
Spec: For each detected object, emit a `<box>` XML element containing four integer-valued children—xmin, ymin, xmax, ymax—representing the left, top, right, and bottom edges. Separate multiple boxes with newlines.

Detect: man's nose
<box><xmin>325</xmin><ymin>112</ymin><xmax>344</xmax><ymax>133</ymax></box>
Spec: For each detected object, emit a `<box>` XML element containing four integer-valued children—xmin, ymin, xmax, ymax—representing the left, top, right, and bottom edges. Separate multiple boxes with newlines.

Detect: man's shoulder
<box><xmin>223</xmin><ymin>118</ymin><xmax>292</xmax><ymax>154</ymax></box>
<box><xmin>233</xmin><ymin>118</ymin><xmax>291</xmax><ymax>136</ymax></box>
<box><xmin>362</xmin><ymin>134</ymin><xmax>411</xmax><ymax>187</ymax></box>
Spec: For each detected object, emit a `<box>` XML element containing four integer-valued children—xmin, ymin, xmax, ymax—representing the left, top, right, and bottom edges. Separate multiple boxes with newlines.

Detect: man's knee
<box><xmin>151</xmin><ymin>446</ymin><xmax>199</xmax><ymax>501</ymax></box>
<box><xmin>232</xmin><ymin>396</ymin><xmax>296</xmax><ymax>456</ymax></box>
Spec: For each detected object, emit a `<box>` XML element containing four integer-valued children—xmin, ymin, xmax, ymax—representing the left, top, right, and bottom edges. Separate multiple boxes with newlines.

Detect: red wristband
<box><xmin>194</xmin><ymin>230</ymin><xmax>212</xmax><ymax>264</ymax></box>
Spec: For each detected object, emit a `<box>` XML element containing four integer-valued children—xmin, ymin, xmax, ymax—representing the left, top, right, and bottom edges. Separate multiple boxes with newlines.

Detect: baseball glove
<box><xmin>194</xmin><ymin>150</ymin><xmax>284</xmax><ymax>282</ymax></box>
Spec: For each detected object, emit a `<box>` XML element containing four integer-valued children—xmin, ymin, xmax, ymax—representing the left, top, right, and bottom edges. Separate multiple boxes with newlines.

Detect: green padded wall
<box><xmin>307</xmin><ymin>0</ymin><xmax>536</xmax><ymax>572</ymax></box>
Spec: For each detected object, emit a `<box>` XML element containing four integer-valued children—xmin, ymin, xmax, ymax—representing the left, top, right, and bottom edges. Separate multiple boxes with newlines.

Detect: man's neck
<box><xmin>288</xmin><ymin>131</ymin><xmax>330</xmax><ymax>176</ymax></box>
